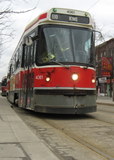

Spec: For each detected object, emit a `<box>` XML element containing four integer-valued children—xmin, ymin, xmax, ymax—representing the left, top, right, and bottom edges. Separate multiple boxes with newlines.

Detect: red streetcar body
<box><xmin>1</xmin><ymin>76</ymin><xmax>7</xmax><ymax>96</ymax></box>
<box><xmin>33</xmin><ymin>66</ymin><xmax>96</xmax><ymax>88</ymax></box>
<box><xmin>7</xmin><ymin>8</ymin><xmax>97</xmax><ymax>114</ymax></box>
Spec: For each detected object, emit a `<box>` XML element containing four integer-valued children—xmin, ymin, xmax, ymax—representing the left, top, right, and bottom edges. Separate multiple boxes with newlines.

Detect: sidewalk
<box><xmin>0</xmin><ymin>96</ymin><xmax>59</xmax><ymax>160</ymax></box>
<box><xmin>97</xmin><ymin>96</ymin><xmax>114</xmax><ymax>106</ymax></box>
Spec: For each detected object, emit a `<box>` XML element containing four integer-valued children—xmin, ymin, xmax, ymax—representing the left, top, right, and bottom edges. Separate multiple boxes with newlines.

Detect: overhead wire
<box><xmin>34</xmin><ymin>0</ymin><xmax>41</xmax><ymax>8</ymax></box>
<box><xmin>87</xmin><ymin>0</ymin><xmax>100</xmax><ymax>11</ymax></box>
<box><xmin>25</xmin><ymin>0</ymin><xmax>41</xmax><ymax>24</ymax></box>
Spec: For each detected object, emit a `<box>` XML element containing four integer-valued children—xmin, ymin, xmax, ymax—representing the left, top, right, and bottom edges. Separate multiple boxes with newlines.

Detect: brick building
<box><xmin>96</xmin><ymin>38</ymin><xmax>114</xmax><ymax>97</ymax></box>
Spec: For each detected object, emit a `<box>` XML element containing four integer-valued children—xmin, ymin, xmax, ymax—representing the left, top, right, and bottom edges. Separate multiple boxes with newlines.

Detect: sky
<box><xmin>0</xmin><ymin>0</ymin><xmax>114</xmax><ymax>81</ymax></box>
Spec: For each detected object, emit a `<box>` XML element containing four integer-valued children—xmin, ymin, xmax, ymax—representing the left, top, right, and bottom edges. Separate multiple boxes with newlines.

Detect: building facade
<box><xmin>96</xmin><ymin>38</ymin><xmax>114</xmax><ymax>97</ymax></box>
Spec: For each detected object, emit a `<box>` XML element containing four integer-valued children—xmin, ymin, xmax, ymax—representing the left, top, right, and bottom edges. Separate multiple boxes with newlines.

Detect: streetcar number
<box><xmin>36</xmin><ymin>75</ymin><xmax>43</xmax><ymax>80</ymax></box>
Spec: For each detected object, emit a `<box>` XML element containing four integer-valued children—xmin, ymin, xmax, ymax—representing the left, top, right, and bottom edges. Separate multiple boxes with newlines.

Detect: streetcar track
<box><xmin>43</xmin><ymin>119</ymin><xmax>114</xmax><ymax>160</ymax></box>
<box><xmin>28</xmin><ymin>116</ymin><xmax>112</xmax><ymax>160</ymax></box>
<box><xmin>13</xmin><ymin>106</ymin><xmax>114</xmax><ymax>160</ymax></box>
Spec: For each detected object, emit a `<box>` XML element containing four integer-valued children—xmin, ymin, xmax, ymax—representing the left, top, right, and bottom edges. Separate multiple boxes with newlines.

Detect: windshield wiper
<box><xmin>82</xmin><ymin>63</ymin><xmax>95</xmax><ymax>69</ymax></box>
<box><xmin>48</xmin><ymin>60</ymin><xmax>70</xmax><ymax>69</ymax></box>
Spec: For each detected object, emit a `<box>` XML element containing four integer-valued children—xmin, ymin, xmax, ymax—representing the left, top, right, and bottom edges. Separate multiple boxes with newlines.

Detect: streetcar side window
<box><xmin>30</xmin><ymin>42</ymin><xmax>36</xmax><ymax>66</ymax></box>
<box><xmin>23</xmin><ymin>43</ymin><xmax>36</xmax><ymax>68</ymax></box>
<box><xmin>22</xmin><ymin>30</ymin><xmax>37</xmax><ymax>68</ymax></box>
<box><xmin>24</xmin><ymin>45</ymin><xmax>29</xmax><ymax>68</ymax></box>
<box><xmin>33</xmin><ymin>41</ymin><xmax>37</xmax><ymax>64</ymax></box>
<box><xmin>15</xmin><ymin>49</ymin><xmax>20</xmax><ymax>69</ymax></box>
<box><xmin>21</xmin><ymin>44</ymin><xmax>25</xmax><ymax>68</ymax></box>
<box><xmin>30</xmin><ymin>41</ymin><xmax>37</xmax><ymax>65</ymax></box>
<box><xmin>28</xmin><ymin>45</ymin><xmax>33</xmax><ymax>67</ymax></box>
<box><xmin>12</xmin><ymin>58</ymin><xmax>15</xmax><ymax>73</ymax></box>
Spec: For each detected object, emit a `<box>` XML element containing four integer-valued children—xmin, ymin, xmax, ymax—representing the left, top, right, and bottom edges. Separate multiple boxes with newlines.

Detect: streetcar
<box><xmin>7</xmin><ymin>8</ymin><xmax>97</xmax><ymax>114</ymax></box>
<box><xmin>1</xmin><ymin>76</ymin><xmax>7</xmax><ymax>96</ymax></box>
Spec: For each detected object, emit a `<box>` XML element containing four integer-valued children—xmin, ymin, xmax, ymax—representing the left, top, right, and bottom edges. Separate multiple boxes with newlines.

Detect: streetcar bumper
<box><xmin>34</xmin><ymin>105</ymin><xmax>96</xmax><ymax>114</ymax></box>
<box><xmin>34</xmin><ymin>93</ymin><xmax>97</xmax><ymax>114</ymax></box>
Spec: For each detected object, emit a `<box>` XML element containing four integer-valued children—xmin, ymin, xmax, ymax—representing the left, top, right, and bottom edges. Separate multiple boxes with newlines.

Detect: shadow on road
<box><xmin>12</xmin><ymin>105</ymin><xmax>94</xmax><ymax>121</ymax></box>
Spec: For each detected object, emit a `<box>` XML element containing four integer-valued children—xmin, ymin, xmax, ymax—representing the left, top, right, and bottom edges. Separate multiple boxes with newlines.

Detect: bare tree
<box><xmin>0</xmin><ymin>0</ymin><xmax>35</xmax><ymax>56</ymax></box>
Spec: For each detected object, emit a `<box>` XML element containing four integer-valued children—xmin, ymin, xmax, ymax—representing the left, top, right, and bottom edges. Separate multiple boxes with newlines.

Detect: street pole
<box><xmin>112</xmin><ymin>82</ymin><xmax>114</xmax><ymax>101</ymax></box>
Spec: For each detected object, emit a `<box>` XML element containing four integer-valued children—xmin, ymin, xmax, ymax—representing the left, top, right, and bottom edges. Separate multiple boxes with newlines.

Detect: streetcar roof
<box><xmin>24</xmin><ymin>8</ymin><xmax>94</xmax><ymax>33</ymax></box>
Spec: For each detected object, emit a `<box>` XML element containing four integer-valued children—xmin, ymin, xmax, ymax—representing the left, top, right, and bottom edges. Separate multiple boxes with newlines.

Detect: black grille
<box><xmin>35</xmin><ymin>89</ymin><xmax>96</xmax><ymax>96</ymax></box>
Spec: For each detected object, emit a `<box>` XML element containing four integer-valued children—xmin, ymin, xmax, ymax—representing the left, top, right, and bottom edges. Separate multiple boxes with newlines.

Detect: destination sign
<box><xmin>51</xmin><ymin>13</ymin><xmax>89</xmax><ymax>24</ymax></box>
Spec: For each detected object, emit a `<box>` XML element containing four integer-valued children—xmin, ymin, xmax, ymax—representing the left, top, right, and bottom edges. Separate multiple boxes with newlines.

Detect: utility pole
<box><xmin>112</xmin><ymin>82</ymin><xmax>114</xmax><ymax>101</ymax></box>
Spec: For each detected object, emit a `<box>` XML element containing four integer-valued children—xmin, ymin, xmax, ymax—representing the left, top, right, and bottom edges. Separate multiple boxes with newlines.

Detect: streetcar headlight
<box><xmin>46</xmin><ymin>77</ymin><xmax>51</xmax><ymax>82</ymax></box>
<box><xmin>72</xmin><ymin>74</ymin><xmax>78</xmax><ymax>81</ymax></box>
<box><xmin>92</xmin><ymin>79</ymin><xmax>95</xmax><ymax>83</ymax></box>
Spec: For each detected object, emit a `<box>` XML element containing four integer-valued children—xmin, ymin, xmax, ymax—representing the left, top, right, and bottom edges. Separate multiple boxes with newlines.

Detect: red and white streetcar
<box><xmin>1</xmin><ymin>76</ymin><xmax>7</xmax><ymax>96</ymax></box>
<box><xmin>7</xmin><ymin>8</ymin><xmax>96</xmax><ymax>114</ymax></box>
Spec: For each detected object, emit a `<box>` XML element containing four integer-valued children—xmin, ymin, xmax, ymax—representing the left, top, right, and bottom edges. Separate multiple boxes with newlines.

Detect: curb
<box><xmin>97</xmin><ymin>102</ymin><xmax>114</xmax><ymax>106</ymax></box>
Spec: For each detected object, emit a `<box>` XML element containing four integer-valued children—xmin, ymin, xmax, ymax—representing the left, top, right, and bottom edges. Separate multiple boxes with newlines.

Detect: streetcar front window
<box><xmin>1</xmin><ymin>79</ymin><xmax>7</xmax><ymax>86</ymax></box>
<box><xmin>37</xmin><ymin>25</ymin><xmax>94</xmax><ymax>66</ymax></box>
<box><xmin>72</xmin><ymin>29</ymin><xmax>92</xmax><ymax>64</ymax></box>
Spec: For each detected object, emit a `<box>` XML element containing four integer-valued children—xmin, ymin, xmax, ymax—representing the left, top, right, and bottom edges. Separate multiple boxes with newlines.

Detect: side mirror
<box><xmin>93</xmin><ymin>30</ymin><xmax>105</xmax><ymax>44</ymax></box>
<box><xmin>25</xmin><ymin>36</ymin><xmax>33</xmax><ymax>46</ymax></box>
<box><xmin>96</xmin><ymin>30</ymin><xmax>104</xmax><ymax>39</ymax></box>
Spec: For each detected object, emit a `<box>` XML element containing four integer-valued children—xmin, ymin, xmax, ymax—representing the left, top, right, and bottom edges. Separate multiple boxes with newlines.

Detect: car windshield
<box><xmin>37</xmin><ymin>25</ymin><xmax>95</xmax><ymax>66</ymax></box>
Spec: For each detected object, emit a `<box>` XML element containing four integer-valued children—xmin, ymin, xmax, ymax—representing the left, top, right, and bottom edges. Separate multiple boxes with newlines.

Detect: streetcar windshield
<box><xmin>1</xmin><ymin>78</ymin><xmax>7</xmax><ymax>86</ymax></box>
<box><xmin>37</xmin><ymin>25</ymin><xmax>95</xmax><ymax>66</ymax></box>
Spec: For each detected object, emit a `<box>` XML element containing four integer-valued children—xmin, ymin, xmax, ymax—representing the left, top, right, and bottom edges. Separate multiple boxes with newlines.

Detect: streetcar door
<box><xmin>22</xmin><ymin>38</ymin><xmax>35</xmax><ymax>109</ymax></box>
